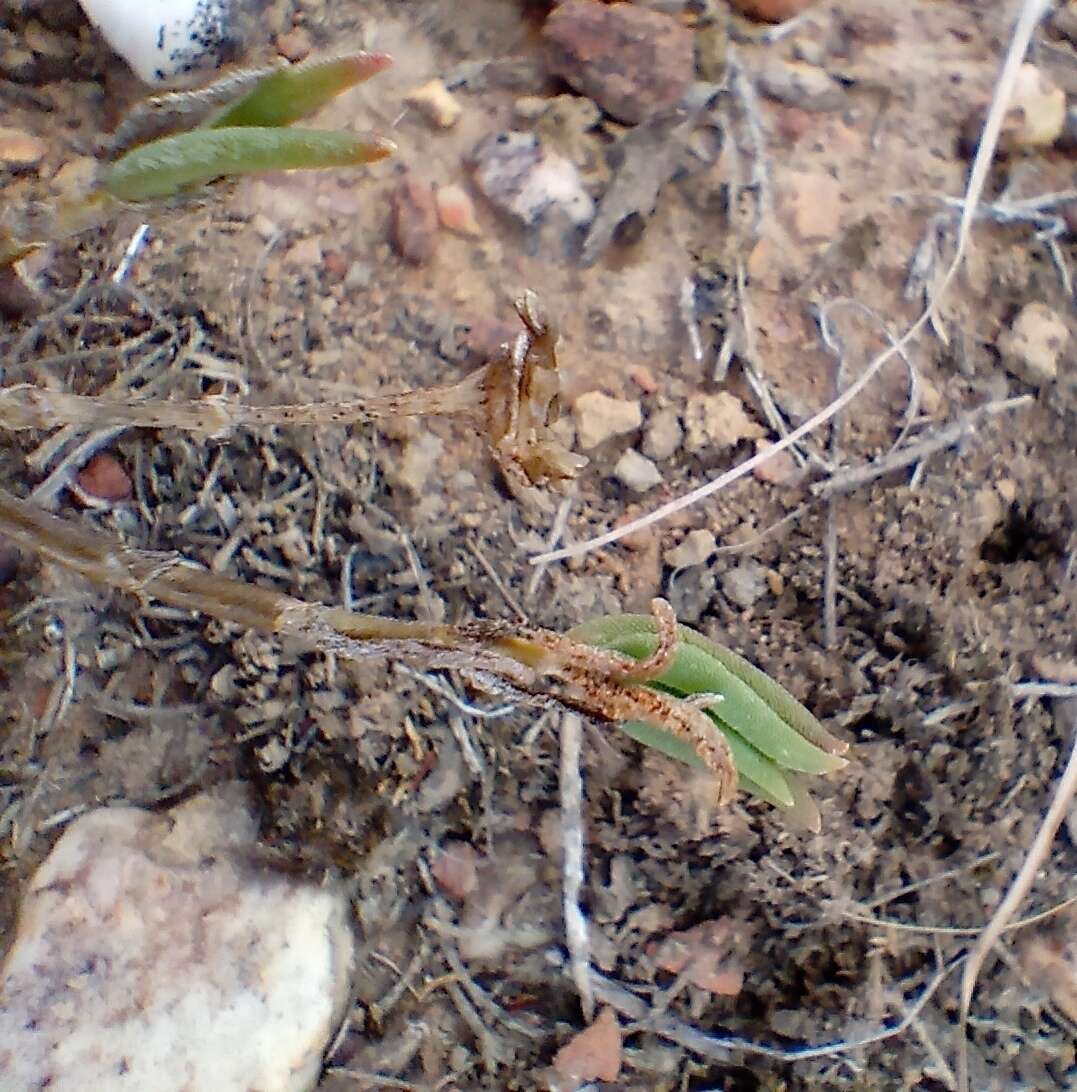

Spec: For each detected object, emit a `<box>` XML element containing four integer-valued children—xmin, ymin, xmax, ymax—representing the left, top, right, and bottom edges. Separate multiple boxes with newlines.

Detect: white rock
<box><xmin>683</xmin><ymin>392</ymin><xmax>764</xmax><ymax>454</ymax></box>
<box><xmin>77</xmin><ymin>0</ymin><xmax>235</xmax><ymax>83</ymax></box>
<box><xmin>0</xmin><ymin>786</ymin><xmax>354</xmax><ymax>1092</ymax></box>
<box><xmin>999</xmin><ymin>302</ymin><xmax>1069</xmax><ymax>386</ymax></box>
<box><xmin>1006</xmin><ymin>64</ymin><xmax>1067</xmax><ymax>147</ymax></box>
<box><xmin>573</xmin><ymin>391</ymin><xmax>642</xmax><ymax>450</ymax></box>
<box><xmin>642</xmin><ymin>407</ymin><xmax>683</xmax><ymax>461</ymax></box>
<box><xmin>664</xmin><ymin>528</ymin><xmax>716</xmax><ymax>569</ymax></box>
<box><xmin>471</xmin><ymin>131</ymin><xmax>594</xmax><ymax>228</ymax></box>
<box><xmin>613</xmin><ymin>448</ymin><xmax>662</xmax><ymax>492</ymax></box>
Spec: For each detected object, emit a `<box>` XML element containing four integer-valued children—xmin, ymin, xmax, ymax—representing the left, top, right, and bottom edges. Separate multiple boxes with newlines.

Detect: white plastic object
<box><xmin>77</xmin><ymin>0</ymin><xmax>233</xmax><ymax>84</ymax></box>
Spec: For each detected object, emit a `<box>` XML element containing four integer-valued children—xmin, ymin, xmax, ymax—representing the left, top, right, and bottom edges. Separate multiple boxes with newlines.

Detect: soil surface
<box><xmin>1</xmin><ymin>1</ymin><xmax>1076</xmax><ymax>1089</ymax></box>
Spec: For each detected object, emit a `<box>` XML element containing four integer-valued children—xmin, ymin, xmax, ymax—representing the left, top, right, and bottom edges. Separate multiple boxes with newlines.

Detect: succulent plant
<box><xmin>570</xmin><ymin>613</ymin><xmax>848</xmax><ymax>828</ymax></box>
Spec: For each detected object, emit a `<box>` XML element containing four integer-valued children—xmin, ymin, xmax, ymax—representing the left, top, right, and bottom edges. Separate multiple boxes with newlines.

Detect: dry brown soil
<box><xmin>1</xmin><ymin>1</ymin><xmax>1075</xmax><ymax>1089</ymax></box>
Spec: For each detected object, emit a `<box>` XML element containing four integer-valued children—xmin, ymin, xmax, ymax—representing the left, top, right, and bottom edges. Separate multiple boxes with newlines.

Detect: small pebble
<box><xmin>274</xmin><ymin>26</ymin><xmax>311</xmax><ymax>62</ymax></box>
<box><xmin>751</xmin><ymin>439</ymin><xmax>798</xmax><ymax>485</ymax></box>
<box><xmin>405</xmin><ymin>78</ymin><xmax>463</xmax><ymax>129</ymax></box>
<box><xmin>435</xmin><ymin>184</ymin><xmax>482</xmax><ymax>237</ymax></box>
<box><xmin>643</xmin><ymin>407</ymin><xmax>684</xmax><ymax>461</ymax></box>
<box><xmin>471</xmin><ymin>131</ymin><xmax>594</xmax><ymax>228</ymax></box>
<box><xmin>553</xmin><ymin>1007</ymin><xmax>622</xmax><ymax>1084</ymax></box>
<box><xmin>720</xmin><ymin>560</ymin><xmax>768</xmax><ymax>609</ymax></box>
<box><xmin>756</xmin><ymin>60</ymin><xmax>846</xmax><ymax>112</ymax></box>
<box><xmin>729</xmin><ymin>0</ymin><xmax>813</xmax><ymax>22</ymax></box>
<box><xmin>683</xmin><ymin>392</ymin><xmax>764</xmax><ymax>453</ymax></box>
<box><xmin>998</xmin><ymin>302</ymin><xmax>1069</xmax><ymax>386</ymax></box>
<box><xmin>573</xmin><ymin>391</ymin><xmax>642</xmax><ymax>450</ymax></box>
<box><xmin>430</xmin><ymin>841</ymin><xmax>481</xmax><ymax>902</ymax></box>
<box><xmin>1006</xmin><ymin>64</ymin><xmax>1067</xmax><ymax>148</ymax></box>
<box><xmin>542</xmin><ymin>0</ymin><xmax>693</xmax><ymax>125</ymax></box>
<box><xmin>0</xmin><ymin>126</ymin><xmax>45</xmax><ymax>168</ymax></box>
<box><xmin>613</xmin><ymin>449</ymin><xmax>662</xmax><ymax>492</ymax></box>
<box><xmin>75</xmin><ymin>452</ymin><xmax>132</xmax><ymax>503</ymax></box>
<box><xmin>390</xmin><ymin>176</ymin><xmax>438</xmax><ymax>265</ymax></box>
<box><xmin>664</xmin><ymin>529</ymin><xmax>716</xmax><ymax>570</ymax></box>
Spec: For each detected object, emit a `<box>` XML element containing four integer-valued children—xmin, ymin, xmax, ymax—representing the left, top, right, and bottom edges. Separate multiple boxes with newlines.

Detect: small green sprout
<box><xmin>102</xmin><ymin>128</ymin><xmax>393</xmax><ymax>203</ymax></box>
<box><xmin>569</xmin><ymin>613</ymin><xmax>849</xmax><ymax>825</ymax></box>
<box><xmin>101</xmin><ymin>51</ymin><xmax>395</xmax><ymax>204</ymax></box>
<box><xmin>1</xmin><ymin>52</ymin><xmax>396</xmax><ymax>268</ymax></box>
<box><xmin>209</xmin><ymin>53</ymin><xmax>392</xmax><ymax>129</ymax></box>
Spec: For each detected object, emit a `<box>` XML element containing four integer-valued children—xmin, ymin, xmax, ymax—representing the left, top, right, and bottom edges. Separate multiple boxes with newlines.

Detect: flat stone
<box><xmin>613</xmin><ymin>448</ymin><xmax>662</xmax><ymax>492</ymax></box>
<box><xmin>543</xmin><ymin>0</ymin><xmax>694</xmax><ymax>125</ymax></box>
<box><xmin>573</xmin><ymin>391</ymin><xmax>642</xmax><ymax>450</ymax></box>
<box><xmin>0</xmin><ymin>126</ymin><xmax>45</xmax><ymax>168</ymax></box>
<box><xmin>0</xmin><ymin>785</ymin><xmax>354</xmax><ymax>1092</ymax></box>
<box><xmin>757</xmin><ymin>60</ymin><xmax>846</xmax><ymax>112</ymax></box>
<box><xmin>664</xmin><ymin>529</ymin><xmax>716</xmax><ymax>569</ymax></box>
<box><xmin>683</xmin><ymin>392</ymin><xmax>764</xmax><ymax>453</ymax></box>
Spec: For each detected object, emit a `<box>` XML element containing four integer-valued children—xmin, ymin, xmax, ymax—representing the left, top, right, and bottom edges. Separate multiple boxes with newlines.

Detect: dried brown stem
<box><xmin>0</xmin><ymin>486</ymin><xmax>737</xmax><ymax>800</ymax></box>
<box><xmin>0</xmin><ymin>292</ymin><xmax>586</xmax><ymax>501</ymax></box>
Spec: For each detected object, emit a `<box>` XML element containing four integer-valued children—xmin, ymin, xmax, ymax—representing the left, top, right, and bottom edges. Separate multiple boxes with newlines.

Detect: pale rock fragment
<box><xmin>573</xmin><ymin>391</ymin><xmax>642</xmax><ymax>449</ymax></box>
<box><xmin>613</xmin><ymin>448</ymin><xmax>662</xmax><ymax>492</ymax></box>
<box><xmin>0</xmin><ymin>126</ymin><xmax>46</xmax><ymax>168</ymax></box>
<box><xmin>664</xmin><ymin>528</ymin><xmax>716</xmax><ymax>569</ymax></box>
<box><xmin>0</xmin><ymin>785</ymin><xmax>354</xmax><ymax>1092</ymax></box>
<box><xmin>405</xmin><ymin>78</ymin><xmax>463</xmax><ymax>129</ymax></box>
<box><xmin>1006</xmin><ymin>63</ymin><xmax>1067</xmax><ymax>148</ymax></box>
<box><xmin>720</xmin><ymin>559</ymin><xmax>768</xmax><ymax>609</ymax></box>
<box><xmin>642</xmin><ymin>406</ymin><xmax>683</xmax><ymax>461</ymax></box>
<box><xmin>683</xmin><ymin>391</ymin><xmax>764</xmax><ymax>453</ymax></box>
<box><xmin>999</xmin><ymin>301</ymin><xmax>1069</xmax><ymax>386</ymax></box>
<box><xmin>757</xmin><ymin>60</ymin><xmax>846</xmax><ymax>112</ymax></box>
<box><xmin>471</xmin><ymin>131</ymin><xmax>594</xmax><ymax>228</ymax></box>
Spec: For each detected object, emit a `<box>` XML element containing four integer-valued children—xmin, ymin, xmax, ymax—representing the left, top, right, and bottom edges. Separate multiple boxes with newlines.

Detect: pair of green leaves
<box><xmin>570</xmin><ymin>614</ymin><xmax>848</xmax><ymax>827</ymax></box>
<box><xmin>101</xmin><ymin>53</ymin><xmax>395</xmax><ymax>203</ymax></box>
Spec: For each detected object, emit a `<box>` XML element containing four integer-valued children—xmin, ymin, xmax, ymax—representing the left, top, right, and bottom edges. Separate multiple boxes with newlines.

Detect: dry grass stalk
<box><xmin>0</xmin><ymin>293</ymin><xmax>585</xmax><ymax>509</ymax></box>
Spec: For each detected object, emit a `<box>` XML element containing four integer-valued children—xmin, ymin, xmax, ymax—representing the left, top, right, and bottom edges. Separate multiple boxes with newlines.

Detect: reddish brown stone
<box><xmin>389</xmin><ymin>176</ymin><xmax>438</xmax><ymax>265</ymax></box>
<box><xmin>75</xmin><ymin>453</ymin><xmax>131</xmax><ymax>503</ymax></box>
<box><xmin>543</xmin><ymin>1</ymin><xmax>693</xmax><ymax>125</ymax></box>
<box><xmin>275</xmin><ymin>26</ymin><xmax>312</xmax><ymax>63</ymax></box>
<box><xmin>729</xmin><ymin>0</ymin><xmax>813</xmax><ymax>22</ymax></box>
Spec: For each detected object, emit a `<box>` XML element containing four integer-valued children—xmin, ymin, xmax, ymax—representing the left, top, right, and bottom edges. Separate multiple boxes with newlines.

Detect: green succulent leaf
<box><xmin>209</xmin><ymin>53</ymin><xmax>392</xmax><ymax>130</ymax></box>
<box><xmin>569</xmin><ymin>613</ymin><xmax>848</xmax><ymax>813</ymax></box>
<box><xmin>102</xmin><ymin>127</ymin><xmax>395</xmax><ymax>203</ymax></box>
